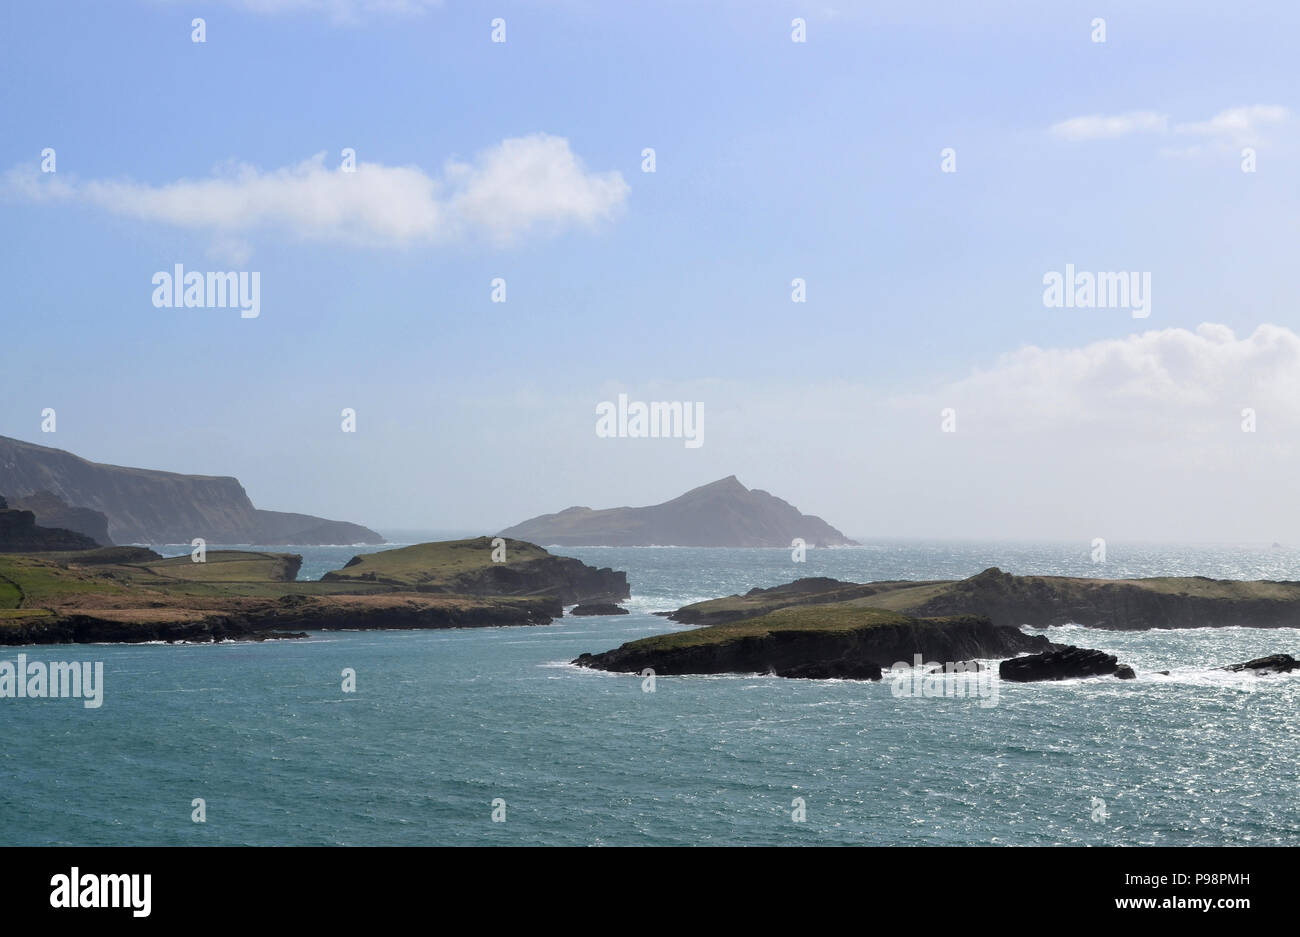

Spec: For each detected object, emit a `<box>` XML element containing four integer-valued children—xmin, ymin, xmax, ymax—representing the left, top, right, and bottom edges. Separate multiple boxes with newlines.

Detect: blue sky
<box><xmin>3</xmin><ymin>1</ymin><xmax>1300</xmax><ymax>540</ymax></box>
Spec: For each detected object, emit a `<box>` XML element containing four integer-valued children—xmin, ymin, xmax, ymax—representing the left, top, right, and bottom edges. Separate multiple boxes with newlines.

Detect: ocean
<box><xmin>2</xmin><ymin>539</ymin><xmax>1297</xmax><ymax>846</ymax></box>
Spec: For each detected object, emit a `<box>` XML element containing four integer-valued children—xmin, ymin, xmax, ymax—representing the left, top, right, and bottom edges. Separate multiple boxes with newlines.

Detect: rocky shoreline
<box><xmin>577</xmin><ymin>630</ymin><xmax>1298</xmax><ymax>684</ymax></box>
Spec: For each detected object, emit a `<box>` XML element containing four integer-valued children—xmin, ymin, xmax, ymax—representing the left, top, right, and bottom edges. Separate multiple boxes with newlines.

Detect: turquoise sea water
<box><xmin>1</xmin><ymin>540</ymin><xmax>1297</xmax><ymax>846</ymax></box>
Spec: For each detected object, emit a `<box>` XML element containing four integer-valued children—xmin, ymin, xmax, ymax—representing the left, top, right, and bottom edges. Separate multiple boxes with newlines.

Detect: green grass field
<box><xmin>627</xmin><ymin>604</ymin><xmax>913</xmax><ymax>653</ymax></box>
<box><xmin>322</xmin><ymin>537</ymin><xmax>551</xmax><ymax>586</ymax></box>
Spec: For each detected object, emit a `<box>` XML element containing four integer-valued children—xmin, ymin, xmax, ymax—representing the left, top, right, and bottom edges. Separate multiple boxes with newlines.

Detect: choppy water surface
<box><xmin>2</xmin><ymin>541</ymin><xmax>1296</xmax><ymax>845</ymax></box>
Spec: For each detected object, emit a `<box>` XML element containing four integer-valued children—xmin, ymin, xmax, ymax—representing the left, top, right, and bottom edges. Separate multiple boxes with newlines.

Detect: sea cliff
<box><xmin>0</xmin><ymin>435</ymin><xmax>383</xmax><ymax>545</ymax></box>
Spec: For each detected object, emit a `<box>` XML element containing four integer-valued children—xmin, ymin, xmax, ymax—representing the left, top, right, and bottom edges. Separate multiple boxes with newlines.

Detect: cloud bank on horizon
<box><xmin>451</xmin><ymin>322</ymin><xmax>1300</xmax><ymax>542</ymax></box>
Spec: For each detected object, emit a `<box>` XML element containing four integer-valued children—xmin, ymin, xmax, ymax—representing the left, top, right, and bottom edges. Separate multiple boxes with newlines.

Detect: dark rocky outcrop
<box><xmin>929</xmin><ymin>661</ymin><xmax>986</xmax><ymax>674</ymax></box>
<box><xmin>7</xmin><ymin>490</ymin><xmax>112</xmax><ymax>545</ymax></box>
<box><xmin>999</xmin><ymin>646</ymin><xmax>1121</xmax><ymax>682</ymax></box>
<box><xmin>0</xmin><ymin>502</ymin><xmax>100</xmax><ymax>552</ymax></box>
<box><xmin>775</xmin><ymin>660</ymin><xmax>883</xmax><ymax>680</ymax></box>
<box><xmin>1115</xmin><ymin>664</ymin><xmax>1137</xmax><ymax>679</ymax></box>
<box><xmin>569</xmin><ymin>603</ymin><xmax>630</xmax><ymax>616</ymax></box>
<box><xmin>2</xmin><ymin>612</ymin><xmax>309</xmax><ymax>645</ymax></box>
<box><xmin>1222</xmin><ymin>654</ymin><xmax>1297</xmax><ymax>674</ymax></box>
<box><xmin>0</xmin><ymin>434</ymin><xmax>383</xmax><ymax>545</ymax></box>
<box><xmin>501</xmin><ymin>475</ymin><xmax>858</xmax><ymax>547</ymax></box>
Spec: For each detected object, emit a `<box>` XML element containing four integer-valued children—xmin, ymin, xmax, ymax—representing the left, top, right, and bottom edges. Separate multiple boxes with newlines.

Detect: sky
<box><xmin>3</xmin><ymin>0</ymin><xmax>1299</xmax><ymax>542</ymax></box>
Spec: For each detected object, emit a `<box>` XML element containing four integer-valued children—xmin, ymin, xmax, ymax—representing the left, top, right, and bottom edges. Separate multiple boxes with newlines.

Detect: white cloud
<box><xmin>928</xmin><ymin>323</ymin><xmax>1300</xmax><ymax>435</ymax></box>
<box><xmin>1</xmin><ymin>166</ymin><xmax>76</xmax><ymax>201</ymax></box>
<box><xmin>1049</xmin><ymin>111</ymin><xmax>1169</xmax><ymax>141</ymax></box>
<box><xmin>1174</xmin><ymin>105</ymin><xmax>1290</xmax><ymax>143</ymax></box>
<box><xmin>856</xmin><ymin>322</ymin><xmax>1300</xmax><ymax>539</ymax></box>
<box><xmin>5</xmin><ymin>134</ymin><xmax>628</xmax><ymax>251</ymax></box>
<box><xmin>445</xmin><ymin>135</ymin><xmax>633</xmax><ymax>244</ymax></box>
<box><xmin>1051</xmin><ymin>105</ymin><xmax>1294</xmax><ymax>159</ymax></box>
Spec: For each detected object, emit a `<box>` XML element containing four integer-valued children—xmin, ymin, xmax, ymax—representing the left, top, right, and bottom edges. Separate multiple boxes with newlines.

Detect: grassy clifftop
<box><xmin>633</xmin><ymin>604</ymin><xmax>910</xmax><ymax>652</ymax></box>
<box><xmin>322</xmin><ymin>536</ymin><xmax>629</xmax><ymax>604</ymax></box>
<box><xmin>669</xmin><ymin>577</ymin><xmax>921</xmax><ymax>625</ymax></box>
<box><xmin>322</xmin><ymin>537</ymin><xmax>552</xmax><ymax>586</ymax></box>
<box><xmin>0</xmin><ymin>538</ymin><xmax>628</xmax><ymax>644</ymax></box>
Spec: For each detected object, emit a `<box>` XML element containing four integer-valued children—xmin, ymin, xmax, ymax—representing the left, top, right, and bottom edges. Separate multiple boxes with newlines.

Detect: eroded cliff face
<box><xmin>0</xmin><ymin>435</ymin><xmax>383</xmax><ymax>545</ymax></box>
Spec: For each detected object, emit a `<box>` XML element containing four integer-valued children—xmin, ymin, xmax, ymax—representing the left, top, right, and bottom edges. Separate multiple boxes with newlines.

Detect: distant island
<box><xmin>0</xmin><ymin>435</ymin><xmax>383</xmax><ymax>546</ymax></box>
<box><xmin>499</xmin><ymin>475</ymin><xmax>858</xmax><ymax>547</ymax></box>
<box><xmin>0</xmin><ymin>537</ymin><xmax>628</xmax><ymax>645</ymax></box>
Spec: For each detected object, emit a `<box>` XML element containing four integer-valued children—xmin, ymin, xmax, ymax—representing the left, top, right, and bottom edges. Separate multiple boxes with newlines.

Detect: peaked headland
<box><xmin>500</xmin><ymin>475</ymin><xmax>858</xmax><ymax>547</ymax></box>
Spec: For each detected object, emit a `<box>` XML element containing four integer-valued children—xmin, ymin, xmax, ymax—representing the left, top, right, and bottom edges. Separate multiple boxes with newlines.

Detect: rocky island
<box><xmin>575</xmin><ymin>604</ymin><xmax>1050</xmax><ymax>679</ymax></box>
<box><xmin>667</xmin><ymin>567</ymin><xmax>1300</xmax><ymax>630</ymax></box>
<box><xmin>576</xmin><ymin>568</ymin><xmax>1300</xmax><ymax>681</ymax></box>
<box><xmin>500</xmin><ymin>475</ymin><xmax>858</xmax><ymax>547</ymax></box>
<box><xmin>0</xmin><ymin>536</ymin><xmax>628</xmax><ymax>645</ymax></box>
<box><xmin>321</xmin><ymin>537</ymin><xmax>627</xmax><ymax>605</ymax></box>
